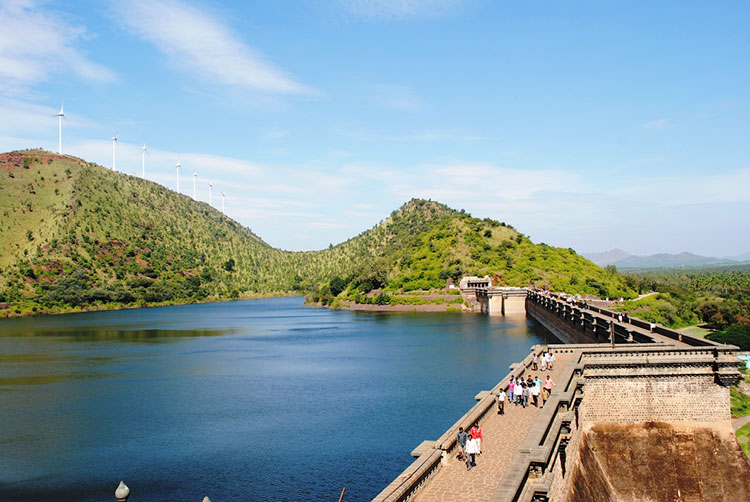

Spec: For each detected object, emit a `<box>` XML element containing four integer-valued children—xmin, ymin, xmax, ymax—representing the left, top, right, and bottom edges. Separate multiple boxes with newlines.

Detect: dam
<box><xmin>373</xmin><ymin>290</ymin><xmax>749</xmax><ymax>502</ymax></box>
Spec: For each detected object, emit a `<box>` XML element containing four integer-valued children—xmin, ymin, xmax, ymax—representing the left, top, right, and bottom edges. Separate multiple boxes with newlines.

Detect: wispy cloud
<box><xmin>640</xmin><ymin>118</ymin><xmax>671</xmax><ymax>130</ymax></box>
<box><xmin>112</xmin><ymin>0</ymin><xmax>313</xmax><ymax>94</ymax></box>
<box><xmin>339</xmin><ymin>0</ymin><xmax>473</xmax><ymax>20</ymax></box>
<box><xmin>0</xmin><ymin>0</ymin><xmax>115</xmax><ymax>95</ymax></box>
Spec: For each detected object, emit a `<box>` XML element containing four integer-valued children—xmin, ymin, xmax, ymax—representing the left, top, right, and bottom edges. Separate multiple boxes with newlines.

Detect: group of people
<box><xmin>531</xmin><ymin>351</ymin><xmax>555</xmax><ymax>371</ymax></box>
<box><xmin>497</xmin><ymin>374</ymin><xmax>556</xmax><ymax>410</ymax></box>
<box><xmin>456</xmin><ymin>423</ymin><xmax>483</xmax><ymax>470</ymax></box>
<box><xmin>455</xmin><ymin>351</ymin><xmax>558</xmax><ymax>472</ymax></box>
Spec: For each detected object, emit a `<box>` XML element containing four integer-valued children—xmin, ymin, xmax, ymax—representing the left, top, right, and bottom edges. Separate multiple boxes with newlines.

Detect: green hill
<box><xmin>0</xmin><ymin>150</ymin><xmax>634</xmax><ymax>316</ymax></box>
<box><xmin>308</xmin><ymin>199</ymin><xmax>634</xmax><ymax>305</ymax></box>
<box><xmin>0</xmin><ymin>150</ymin><xmax>307</xmax><ymax>315</ymax></box>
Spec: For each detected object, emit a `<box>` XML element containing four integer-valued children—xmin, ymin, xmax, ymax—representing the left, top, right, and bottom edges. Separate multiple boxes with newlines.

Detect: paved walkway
<box><xmin>733</xmin><ymin>415</ymin><xmax>750</xmax><ymax>432</ymax></box>
<box><xmin>411</xmin><ymin>353</ymin><xmax>572</xmax><ymax>502</ymax></box>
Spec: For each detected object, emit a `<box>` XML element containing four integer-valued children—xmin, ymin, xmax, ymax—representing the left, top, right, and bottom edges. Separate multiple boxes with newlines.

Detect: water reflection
<box><xmin>0</xmin><ymin>328</ymin><xmax>234</xmax><ymax>342</ymax></box>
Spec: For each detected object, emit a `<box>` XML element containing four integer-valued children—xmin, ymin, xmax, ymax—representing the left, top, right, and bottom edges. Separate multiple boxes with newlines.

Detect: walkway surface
<box><xmin>411</xmin><ymin>352</ymin><xmax>573</xmax><ymax>502</ymax></box>
<box><xmin>733</xmin><ymin>415</ymin><xmax>750</xmax><ymax>431</ymax></box>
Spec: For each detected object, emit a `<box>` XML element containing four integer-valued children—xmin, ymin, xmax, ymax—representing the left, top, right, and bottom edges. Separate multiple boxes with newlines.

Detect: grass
<box><xmin>677</xmin><ymin>325</ymin><xmax>713</xmax><ymax>338</ymax></box>
<box><xmin>731</xmin><ymin>369</ymin><xmax>750</xmax><ymax>418</ymax></box>
<box><xmin>737</xmin><ymin>423</ymin><xmax>750</xmax><ymax>460</ymax></box>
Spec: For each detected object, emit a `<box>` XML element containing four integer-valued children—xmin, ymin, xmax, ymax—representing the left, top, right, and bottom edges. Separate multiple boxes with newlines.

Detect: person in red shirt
<box><xmin>470</xmin><ymin>422</ymin><xmax>483</xmax><ymax>454</ymax></box>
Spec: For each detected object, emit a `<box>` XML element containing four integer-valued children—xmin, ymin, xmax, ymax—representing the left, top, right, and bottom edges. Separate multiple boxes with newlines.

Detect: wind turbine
<box><xmin>54</xmin><ymin>101</ymin><xmax>65</xmax><ymax>154</ymax></box>
<box><xmin>140</xmin><ymin>143</ymin><xmax>149</xmax><ymax>178</ymax></box>
<box><xmin>209</xmin><ymin>182</ymin><xmax>213</xmax><ymax>206</ymax></box>
<box><xmin>112</xmin><ymin>132</ymin><xmax>118</xmax><ymax>171</ymax></box>
<box><xmin>221</xmin><ymin>192</ymin><xmax>226</xmax><ymax>214</ymax></box>
<box><xmin>193</xmin><ymin>171</ymin><xmax>197</xmax><ymax>199</ymax></box>
<box><xmin>176</xmin><ymin>161</ymin><xmax>182</xmax><ymax>193</ymax></box>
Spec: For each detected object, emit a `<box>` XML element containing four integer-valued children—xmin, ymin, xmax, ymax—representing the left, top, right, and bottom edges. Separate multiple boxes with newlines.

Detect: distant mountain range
<box><xmin>582</xmin><ymin>248</ymin><xmax>750</xmax><ymax>269</ymax></box>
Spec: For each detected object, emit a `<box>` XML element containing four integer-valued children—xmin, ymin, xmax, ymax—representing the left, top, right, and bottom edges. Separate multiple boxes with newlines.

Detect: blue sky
<box><xmin>1</xmin><ymin>0</ymin><xmax>748</xmax><ymax>256</ymax></box>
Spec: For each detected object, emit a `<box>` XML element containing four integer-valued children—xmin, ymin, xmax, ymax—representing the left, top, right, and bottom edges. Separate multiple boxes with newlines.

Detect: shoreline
<box><xmin>0</xmin><ymin>291</ymin><xmax>300</xmax><ymax>320</ymax></box>
<box><xmin>306</xmin><ymin>299</ymin><xmax>468</xmax><ymax>313</ymax></box>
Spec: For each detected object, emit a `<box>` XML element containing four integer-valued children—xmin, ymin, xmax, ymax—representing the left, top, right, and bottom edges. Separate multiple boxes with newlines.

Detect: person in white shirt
<box><xmin>497</xmin><ymin>389</ymin><xmax>506</xmax><ymax>415</ymax></box>
<box><xmin>465</xmin><ymin>434</ymin><xmax>478</xmax><ymax>470</ymax></box>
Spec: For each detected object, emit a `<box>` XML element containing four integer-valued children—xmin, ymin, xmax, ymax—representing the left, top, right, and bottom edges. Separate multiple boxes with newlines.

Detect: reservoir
<box><xmin>0</xmin><ymin>297</ymin><xmax>554</xmax><ymax>502</ymax></box>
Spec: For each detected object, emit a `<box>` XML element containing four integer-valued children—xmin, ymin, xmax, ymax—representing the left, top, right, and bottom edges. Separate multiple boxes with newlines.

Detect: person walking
<box><xmin>544</xmin><ymin>375</ymin><xmax>556</xmax><ymax>396</ymax></box>
<box><xmin>548</xmin><ymin>352</ymin><xmax>556</xmax><ymax>370</ymax></box>
<box><xmin>531</xmin><ymin>379</ymin><xmax>540</xmax><ymax>407</ymax></box>
<box><xmin>497</xmin><ymin>388</ymin><xmax>506</xmax><ymax>415</ymax></box>
<box><xmin>465</xmin><ymin>434</ymin><xmax>478</xmax><ymax>470</ymax></box>
<box><xmin>471</xmin><ymin>422</ymin><xmax>483</xmax><ymax>454</ymax></box>
<box><xmin>532</xmin><ymin>352</ymin><xmax>538</xmax><ymax>370</ymax></box>
<box><xmin>522</xmin><ymin>382</ymin><xmax>530</xmax><ymax>408</ymax></box>
<box><xmin>456</xmin><ymin>427</ymin><xmax>468</xmax><ymax>461</ymax></box>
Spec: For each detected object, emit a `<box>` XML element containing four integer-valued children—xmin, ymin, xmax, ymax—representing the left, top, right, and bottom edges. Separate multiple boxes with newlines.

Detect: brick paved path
<box><xmin>411</xmin><ymin>353</ymin><xmax>572</xmax><ymax>502</ymax></box>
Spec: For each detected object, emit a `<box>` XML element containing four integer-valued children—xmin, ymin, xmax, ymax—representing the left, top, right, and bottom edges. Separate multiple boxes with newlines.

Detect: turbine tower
<box><xmin>209</xmin><ymin>182</ymin><xmax>213</xmax><ymax>206</ymax></box>
<box><xmin>140</xmin><ymin>144</ymin><xmax>148</xmax><ymax>178</ymax></box>
<box><xmin>55</xmin><ymin>101</ymin><xmax>65</xmax><ymax>154</ymax></box>
<box><xmin>221</xmin><ymin>192</ymin><xmax>226</xmax><ymax>214</ymax></box>
<box><xmin>112</xmin><ymin>132</ymin><xmax>118</xmax><ymax>171</ymax></box>
<box><xmin>176</xmin><ymin>161</ymin><xmax>181</xmax><ymax>193</ymax></box>
<box><xmin>193</xmin><ymin>171</ymin><xmax>197</xmax><ymax>199</ymax></box>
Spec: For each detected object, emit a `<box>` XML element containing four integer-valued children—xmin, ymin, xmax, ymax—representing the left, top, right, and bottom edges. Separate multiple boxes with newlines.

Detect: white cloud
<box><xmin>640</xmin><ymin>118</ymin><xmax>670</xmax><ymax>130</ymax></box>
<box><xmin>339</xmin><ymin>0</ymin><xmax>473</xmax><ymax>19</ymax></box>
<box><xmin>112</xmin><ymin>0</ymin><xmax>313</xmax><ymax>94</ymax></box>
<box><xmin>0</xmin><ymin>0</ymin><xmax>115</xmax><ymax>94</ymax></box>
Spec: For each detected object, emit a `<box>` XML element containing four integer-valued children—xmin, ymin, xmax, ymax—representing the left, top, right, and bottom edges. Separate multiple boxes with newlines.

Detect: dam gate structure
<box><xmin>373</xmin><ymin>290</ymin><xmax>749</xmax><ymax>502</ymax></box>
<box><xmin>459</xmin><ymin>276</ymin><xmax>527</xmax><ymax>315</ymax></box>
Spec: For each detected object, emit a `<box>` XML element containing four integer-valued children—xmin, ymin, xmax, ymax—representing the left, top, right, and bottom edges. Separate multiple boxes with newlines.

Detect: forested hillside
<box><xmin>309</xmin><ymin>199</ymin><xmax>635</xmax><ymax>304</ymax></box>
<box><xmin>621</xmin><ymin>266</ymin><xmax>750</xmax><ymax>347</ymax></box>
<box><xmin>0</xmin><ymin>150</ymin><xmax>307</xmax><ymax>315</ymax></box>
<box><xmin>0</xmin><ymin>150</ymin><xmax>634</xmax><ymax>317</ymax></box>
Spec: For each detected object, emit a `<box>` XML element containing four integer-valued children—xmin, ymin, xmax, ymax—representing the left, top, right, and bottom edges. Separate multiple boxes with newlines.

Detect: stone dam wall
<box><xmin>372</xmin><ymin>304</ymin><xmax>744</xmax><ymax>502</ymax></box>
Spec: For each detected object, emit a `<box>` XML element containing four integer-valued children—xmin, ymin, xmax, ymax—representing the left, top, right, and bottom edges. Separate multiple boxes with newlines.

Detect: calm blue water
<box><xmin>0</xmin><ymin>297</ymin><xmax>555</xmax><ymax>502</ymax></box>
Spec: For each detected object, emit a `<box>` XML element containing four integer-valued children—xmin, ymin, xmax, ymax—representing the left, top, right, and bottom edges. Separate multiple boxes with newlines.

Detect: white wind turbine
<box><xmin>140</xmin><ymin>143</ymin><xmax>149</xmax><ymax>178</ymax></box>
<box><xmin>209</xmin><ymin>182</ymin><xmax>213</xmax><ymax>206</ymax></box>
<box><xmin>54</xmin><ymin>101</ymin><xmax>65</xmax><ymax>154</ymax></box>
<box><xmin>111</xmin><ymin>132</ymin><xmax>118</xmax><ymax>171</ymax></box>
<box><xmin>193</xmin><ymin>171</ymin><xmax>197</xmax><ymax>199</ymax></box>
<box><xmin>176</xmin><ymin>161</ymin><xmax>182</xmax><ymax>193</ymax></box>
<box><xmin>221</xmin><ymin>192</ymin><xmax>226</xmax><ymax>214</ymax></box>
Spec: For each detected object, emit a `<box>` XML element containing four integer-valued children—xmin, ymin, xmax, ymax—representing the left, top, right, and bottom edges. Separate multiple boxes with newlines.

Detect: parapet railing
<box><xmin>526</xmin><ymin>291</ymin><xmax>723</xmax><ymax>348</ymax></box>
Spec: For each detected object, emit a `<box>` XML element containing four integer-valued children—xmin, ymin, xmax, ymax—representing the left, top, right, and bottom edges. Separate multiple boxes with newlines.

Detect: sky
<box><xmin>1</xmin><ymin>0</ymin><xmax>748</xmax><ymax>256</ymax></box>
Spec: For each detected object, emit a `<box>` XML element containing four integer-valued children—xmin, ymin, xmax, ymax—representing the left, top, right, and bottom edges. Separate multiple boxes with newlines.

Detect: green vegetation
<box><xmin>731</xmin><ymin>368</ymin><xmax>750</xmax><ymax>418</ymax></box>
<box><xmin>707</xmin><ymin>325</ymin><xmax>750</xmax><ymax>350</ymax></box>
<box><xmin>0</xmin><ymin>150</ymin><xmax>307</xmax><ymax>315</ymax></box>
<box><xmin>0</xmin><ymin>150</ymin><xmax>635</xmax><ymax>316</ymax></box>
<box><xmin>736</xmin><ymin>423</ymin><xmax>750</xmax><ymax>460</ymax></box>
<box><xmin>621</xmin><ymin>266</ymin><xmax>750</xmax><ymax>332</ymax></box>
<box><xmin>309</xmin><ymin>199</ymin><xmax>634</xmax><ymax>305</ymax></box>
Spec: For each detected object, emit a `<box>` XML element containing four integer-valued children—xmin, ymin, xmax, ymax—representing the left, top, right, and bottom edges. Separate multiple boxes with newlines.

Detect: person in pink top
<box><xmin>470</xmin><ymin>423</ymin><xmax>483</xmax><ymax>454</ymax></box>
<box><xmin>544</xmin><ymin>375</ymin><xmax>556</xmax><ymax>395</ymax></box>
